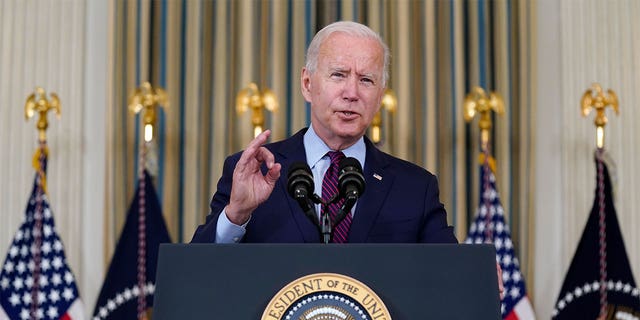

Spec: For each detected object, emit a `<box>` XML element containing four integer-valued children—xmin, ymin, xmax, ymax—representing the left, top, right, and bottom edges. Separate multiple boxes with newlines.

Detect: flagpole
<box><xmin>24</xmin><ymin>87</ymin><xmax>61</xmax><ymax>319</ymax></box>
<box><xmin>463</xmin><ymin>86</ymin><xmax>505</xmax><ymax>241</ymax></box>
<box><xmin>581</xmin><ymin>83</ymin><xmax>619</xmax><ymax>319</ymax></box>
<box><xmin>129</xmin><ymin>82</ymin><xmax>167</xmax><ymax>320</ymax></box>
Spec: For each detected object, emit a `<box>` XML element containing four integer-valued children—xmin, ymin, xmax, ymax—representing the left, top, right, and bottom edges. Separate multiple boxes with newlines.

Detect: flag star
<box><xmin>41</xmin><ymin>258</ymin><xmax>51</xmax><ymax>272</ymax></box>
<box><xmin>494</xmin><ymin>238</ymin><xmax>503</xmax><ymax>250</ymax></box>
<box><xmin>1</xmin><ymin>277</ymin><xmax>9</xmax><ymax>289</ymax></box>
<box><xmin>25</xmin><ymin>276</ymin><xmax>33</xmax><ymax>288</ymax></box>
<box><xmin>477</xmin><ymin>222</ymin><xmax>485</xmax><ymax>232</ymax></box>
<box><xmin>624</xmin><ymin>284</ymin><xmax>632</xmax><ymax>293</ymax></box>
<box><xmin>4</xmin><ymin>261</ymin><xmax>15</xmax><ymax>273</ymax></box>
<box><xmin>53</xmin><ymin>240</ymin><xmax>62</xmax><ymax>252</ymax></box>
<box><xmin>593</xmin><ymin>281</ymin><xmax>600</xmax><ymax>290</ymax></box>
<box><xmin>64</xmin><ymin>271</ymin><xmax>74</xmax><ymax>284</ymax></box>
<box><xmin>43</xmin><ymin>225</ymin><xmax>53</xmax><ymax>238</ymax></box>
<box><xmin>38</xmin><ymin>291</ymin><xmax>47</xmax><ymax>303</ymax></box>
<box><xmin>44</xmin><ymin>208</ymin><xmax>52</xmax><ymax>219</ymax></box>
<box><xmin>16</xmin><ymin>230</ymin><xmax>24</xmax><ymax>241</ymax></box>
<box><xmin>502</xmin><ymin>255</ymin><xmax>512</xmax><ymax>266</ymax></box>
<box><xmin>583</xmin><ymin>283</ymin><xmax>592</xmax><ymax>293</ymax></box>
<box><xmin>46</xmin><ymin>306</ymin><xmax>58</xmax><ymax>319</ymax></box>
<box><xmin>115</xmin><ymin>293</ymin><xmax>124</xmax><ymax>305</ymax></box>
<box><xmin>496</xmin><ymin>222</ymin><xmax>505</xmax><ymax>234</ymax></box>
<box><xmin>99</xmin><ymin>307</ymin><xmax>108</xmax><ymax>318</ymax></box>
<box><xmin>615</xmin><ymin>281</ymin><xmax>623</xmax><ymax>291</ymax></box>
<box><xmin>108</xmin><ymin>299</ymin><xmax>117</xmax><ymax>310</ymax></box>
<box><xmin>16</xmin><ymin>261</ymin><xmax>26</xmax><ymax>274</ymax></box>
<box><xmin>479</xmin><ymin>206</ymin><xmax>487</xmax><ymax>217</ymax></box>
<box><xmin>502</xmin><ymin>270</ymin><xmax>511</xmax><ymax>283</ymax></box>
<box><xmin>9</xmin><ymin>293</ymin><xmax>21</xmax><ymax>306</ymax></box>
<box><xmin>512</xmin><ymin>270</ymin><xmax>522</xmax><ymax>283</ymax></box>
<box><xmin>132</xmin><ymin>286</ymin><xmax>140</xmax><ymax>296</ymax></box>
<box><xmin>632</xmin><ymin>288</ymin><xmax>639</xmax><ymax>296</ymax></box>
<box><xmin>62</xmin><ymin>287</ymin><xmax>74</xmax><ymax>301</ymax></box>
<box><xmin>24</xmin><ymin>230</ymin><xmax>31</xmax><ymax>240</ymax></box>
<box><xmin>20</xmin><ymin>308</ymin><xmax>30</xmax><ymax>320</ymax></box>
<box><xmin>147</xmin><ymin>282</ymin><xmax>155</xmax><ymax>293</ymax></box>
<box><xmin>41</xmin><ymin>242</ymin><xmax>52</xmax><ymax>255</ymax></box>
<box><xmin>22</xmin><ymin>292</ymin><xmax>32</xmax><ymax>305</ymax></box>
<box><xmin>501</xmin><ymin>303</ymin><xmax>505</xmax><ymax>314</ymax></box>
<box><xmin>558</xmin><ymin>300</ymin><xmax>566</xmax><ymax>309</ymax></box>
<box><xmin>37</xmin><ymin>308</ymin><xmax>44</xmax><ymax>319</ymax></box>
<box><xmin>20</xmin><ymin>245</ymin><xmax>29</xmax><ymax>257</ymax></box>
<box><xmin>574</xmin><ymin>287</ymin><xmax>583</xmax><ymax>297</ymax></box>
<box><xmin>9</xmin><ymin>245</ymin><xmax>19</xmax><ymax>257</ymax></box>
<box><xmin>32</xmin><ymin>227</ymin><xmax>42</xmax><ymax>238</ymax></box>
<box><xmin>51</xmin><ymin>273</ymin><xmax>62</xmax><ymax>286</ymax></box>
<box><xmin>49</xmin><ymin>289</ymin><xmax>60</xmax><ymax>303</ymax></box>
<box><xmin>52</xmin><ymin>257</ymin><xmax>63</xmax><ymax>270</ymax></box>
<box><xmin>13</xmin><ymin>277</ymin><xmax>24</xmax><ymax>290</ymax></box>
<box><xmin>509</xmin><ymin>287</ymin><xmax>521</xmax><ymax>299</ymax></box>
<box><xmin>474</xmin><ymin>237</ymin><xmax>483</xmax><ymax>243</ymax></box>
<box><xmin>504</xmin><ymin>239</ymin><xmax>513</xmax><ymax>249</ymax></box>
<box><xmin>28</xmin><ymin>261</ymin><xmax>34</xmax><ymax>272</ymax></box>
<box><xmin>39</xmin><ymin>275</ymin><xmax>49</xmax><ymax>288</ymax></box>
<box><xmin>607</xmin><ymin>280</ymin><xmax>614</xmax><ymax>290</ymax></box>
<box><xmin>123</xmin><ymin>288</ymin><xmax>132</xmax><ymax>300</ymax></box>
<box><xmin>565</xmin><ymin>292</ymin><xmax>573</xmax><ymax>302</ymax></box>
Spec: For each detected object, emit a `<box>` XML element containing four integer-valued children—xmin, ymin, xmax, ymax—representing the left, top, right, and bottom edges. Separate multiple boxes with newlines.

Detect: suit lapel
<box><xmin>272</xmin><ymin>129</ymin><xmax>321</xmax><ymax>242</ymax></box>
<box><xmin>348</xmin><ymin>138</ymin><xmax>394</xmax><ymax>242</ymax></box>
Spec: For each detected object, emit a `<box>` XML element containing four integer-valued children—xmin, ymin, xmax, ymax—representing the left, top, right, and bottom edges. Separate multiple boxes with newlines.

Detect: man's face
<box><xmin>301</xmin><ymin>32</ymin><xmax>386</xmax><ymax>150</ymax></box>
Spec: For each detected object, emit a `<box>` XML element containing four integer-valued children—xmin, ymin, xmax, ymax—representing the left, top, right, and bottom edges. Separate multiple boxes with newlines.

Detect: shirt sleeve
<box><xmin>215</xmin><ymin>207</ymin><xmax>250</xmax><ymax>243</ymax></box>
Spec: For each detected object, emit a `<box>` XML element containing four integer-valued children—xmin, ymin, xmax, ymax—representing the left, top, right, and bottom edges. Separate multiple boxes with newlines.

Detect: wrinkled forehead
<box><xmin>318</xmin><ymin>33</ymin><xmax>385</xmax><ymax>70</ymax></box>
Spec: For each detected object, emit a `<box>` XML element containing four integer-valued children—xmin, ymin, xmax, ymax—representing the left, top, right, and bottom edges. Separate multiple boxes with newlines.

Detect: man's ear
<box><xmin>300</xmin><ymin>68</ymin><xmax>312</xmax><ymax>102</ymax></box>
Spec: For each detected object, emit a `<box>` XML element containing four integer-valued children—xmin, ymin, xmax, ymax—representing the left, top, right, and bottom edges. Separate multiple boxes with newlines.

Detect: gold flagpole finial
<box><xmin>580</xmin><ymin>83</ymin><xmax>619</xmax><ymax>149</ymax></box>
<box><xmin>371</xmin><ymin>88</ymin><xmax>397</xmax><ymax>145</ymax></box>
<box><xmin>25</xmin><ymin>87</ymin><xmax>61</xmax><ymax>142</ymax></box>
<box><xmin>463</xmin><ymin>86</ymin><xmax>505</xmax><ymax>153</ymax></box>
<box><xmin>129</xmin><ymin>82</ymin><xmax>168</xmax><ymax>142</ymax></box>
<box><xmin>236</xmin><ymin>82</ymin><xmax>278</xmax><ymax>138</ymax></box>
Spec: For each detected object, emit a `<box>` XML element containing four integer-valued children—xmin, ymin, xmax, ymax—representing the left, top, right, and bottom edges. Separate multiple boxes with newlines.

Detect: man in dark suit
<box><xmin>191</xmin><ymin>21</ymin><xmax>457</xmax><ymax>244</ymax></box>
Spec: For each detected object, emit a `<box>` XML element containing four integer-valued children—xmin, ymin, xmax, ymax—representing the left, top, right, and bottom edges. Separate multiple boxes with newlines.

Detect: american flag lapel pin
<box><xmin>373</xmin><ymin>173</ymin><xmax>382</xmax><ymax>181</ymax></box>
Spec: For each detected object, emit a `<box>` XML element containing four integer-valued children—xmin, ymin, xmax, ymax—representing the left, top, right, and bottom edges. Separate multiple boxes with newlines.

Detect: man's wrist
<box><xmin>225</xmin><ymin>204</ymin><xmax>252</xmax><ymax>225</ymax></box>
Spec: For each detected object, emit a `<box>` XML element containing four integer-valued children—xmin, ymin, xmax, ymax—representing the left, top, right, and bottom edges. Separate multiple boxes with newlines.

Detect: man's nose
<box><xmin>342</xmin><ymin>77</ymin><xmax>359</xmax><ymax>102</ymax></box>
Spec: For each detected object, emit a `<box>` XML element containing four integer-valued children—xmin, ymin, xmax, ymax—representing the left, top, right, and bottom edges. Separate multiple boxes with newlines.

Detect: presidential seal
<box><xmin>262</xmin><ymin>273</ymin><xmax>391</xmax><ymax>320</ymax></box>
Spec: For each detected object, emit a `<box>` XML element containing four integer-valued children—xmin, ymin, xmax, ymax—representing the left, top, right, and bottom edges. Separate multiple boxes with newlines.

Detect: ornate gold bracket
<box><xmin>236</xmin><ymin>82</ymin><xmax>278</xmax><ymax>138</ymax></box>
<box><xmin>371</xmin><ymin>88</ymin><xmax>397</xmax><ymax>145</ymax></box>
<box><xmin>129</xmin><ymin>82</ymin><xmax>168</xmax><ymax>142</ymax></box>
<box><xmin>580</xmin><ymin>83</ymin><xmax>619</xmax><ymax>149</ymax></box>
<box><xmin>25</xmin><ymin>87</ymin><xmax>61</xmax><ymax>142</ymax></box>
<box><xmin>463</xmin><ymin>86</ymin><xmax>505</xmax><ymax>153</ymax></box>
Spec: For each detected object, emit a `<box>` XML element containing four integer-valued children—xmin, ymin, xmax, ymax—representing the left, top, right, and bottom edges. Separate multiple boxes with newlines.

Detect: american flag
<box><xmin>0</xmin><ymin>173</ymin><xmax>84</xmax><ymax>320</ymax></box>
<box><xmin>465</xmin><ymin>164</ymin><xmax>536</xmax><ymax>320</ymax></box>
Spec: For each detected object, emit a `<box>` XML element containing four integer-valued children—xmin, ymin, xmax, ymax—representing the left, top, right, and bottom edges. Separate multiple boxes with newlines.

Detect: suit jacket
<box><xmin>191</xmin><ymin>128</ymin><xmax>457</xmax><ymax>243</ymax></box>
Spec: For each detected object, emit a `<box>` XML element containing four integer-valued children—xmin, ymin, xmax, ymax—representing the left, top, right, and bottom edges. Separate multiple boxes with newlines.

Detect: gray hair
<box><xmin>304</xmin><ymin>21</ymin><xmax>390</xmax><ymax>86</ymax></box>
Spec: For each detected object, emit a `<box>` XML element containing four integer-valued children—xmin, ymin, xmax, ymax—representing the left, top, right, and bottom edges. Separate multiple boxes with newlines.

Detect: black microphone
<box><xmin>334</xmin><ymin>157</ymin><xmax>365</xmax><ymax>225</ymax></box>
<box><xmin>287</xmin><ymin>162</ymin><xmax>319</xmax><ymax>225</ymax></box>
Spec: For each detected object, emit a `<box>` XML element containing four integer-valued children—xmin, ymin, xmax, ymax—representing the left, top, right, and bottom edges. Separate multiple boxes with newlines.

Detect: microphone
<box><xmin>287</xmin><ymin>162</ymin><xmax>319</xmax><ymax>225</ymax></box>
<box><xmin>334</xmin><ymin>157</ymin><xmax>365</xmax><ymax>225</ymax></box>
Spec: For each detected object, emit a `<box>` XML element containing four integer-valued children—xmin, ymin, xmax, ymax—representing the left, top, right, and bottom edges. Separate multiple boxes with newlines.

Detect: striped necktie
<box><xmin>321</xmin><ymin>151</ymin><xmax>352</xmax><ymax>243</ymax></box>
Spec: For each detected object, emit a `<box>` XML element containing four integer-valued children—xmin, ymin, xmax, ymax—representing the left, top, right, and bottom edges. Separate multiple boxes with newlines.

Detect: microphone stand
<box><xmin>310</xmin><ymin>193</ymin><xmax>357</xmax><ymax>244</ymax></box>
<box><xmin>310</xmin><ymin>194</ymin><xmax>337</xmax><ymax>244</ymax></box>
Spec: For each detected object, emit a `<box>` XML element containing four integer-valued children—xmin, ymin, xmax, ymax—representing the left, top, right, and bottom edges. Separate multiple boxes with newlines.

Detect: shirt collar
<box><xmin>304</xmin><ymin>124</ymin><xmax>366</xmax><ymax>169</ymax></box>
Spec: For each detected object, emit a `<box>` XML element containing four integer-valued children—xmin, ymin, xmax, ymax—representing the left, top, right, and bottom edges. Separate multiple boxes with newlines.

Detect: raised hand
<box><xmin>225</xmin><ymin>130</ymin><xmax>282</xmax><ymax>225</ymax></box>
